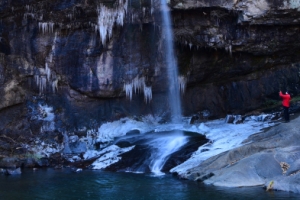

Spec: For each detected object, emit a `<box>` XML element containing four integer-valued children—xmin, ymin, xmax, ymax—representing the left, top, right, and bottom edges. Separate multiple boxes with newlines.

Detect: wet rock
<box><xmin>5</xmin><ymin>167</ymin><xmax>21</xmax><ymax>175</ymax></box>
<box><xmin>190</xmin><ymin>114</ymin><xmax>200</xmax><ymax>124</ymax></box>
<box><xmin>36</xmin><ymin>157</ymin><xmax>50</xmax><ymax>167</ymax></box>
<box><xmin>69</xmin><ymin>141</ymin><xmax>88</xmax><ymax>154</ymax></box>
<box><xmin>125</xmin><ymin>130</ymin><xmax>140</xmax><ymax>136</ymax></box>
<box><xmin>225</xmin><ymin>115</ymin><xmax>243</xmax><ymax>124</ymax></box>
<box><xmin>0</xmin><ymin>157</ymin><xmax>19</xmax><ymax>168</ymax></box>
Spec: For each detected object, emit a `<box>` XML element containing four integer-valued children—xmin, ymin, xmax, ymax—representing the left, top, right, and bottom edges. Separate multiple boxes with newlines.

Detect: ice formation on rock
<box><xmin>34</xmin><ymin>63</ymin><xmax>58</xmax><ymax>94</ymax></box>
<box><xmin>39</xmin><ymin>22</ymin><xmax>55</xmax><ymax>34</ymax></box>
<box><xmin>97</xmin><ymin>0</ymin><xmax>128</xmax><ymax>45</ymax></box>
<box><xmin>144</xmin><ymin>86</ymin><xmax>152</xmax><ymax>103</ymax></box>
<box><xmin>178</xmin><ymin>76</ymin><xmax>187</xmax><ymax>94</ymax></box>
<box><xmin>123</xmin><ymin>83</ymin><xmax>133</xmax><ymax>100</ymax></box>
<box><xmin>123</xmin><ymin>76</ymin><xmax>152</xmax><ymax>103</ymax></box>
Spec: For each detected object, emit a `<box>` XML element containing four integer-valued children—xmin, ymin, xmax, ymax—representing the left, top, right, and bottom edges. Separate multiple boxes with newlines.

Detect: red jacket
<box><xmin>279</xmin><ymin>91</ymin><xmax>291</xmax><ymax>107</ymax></box>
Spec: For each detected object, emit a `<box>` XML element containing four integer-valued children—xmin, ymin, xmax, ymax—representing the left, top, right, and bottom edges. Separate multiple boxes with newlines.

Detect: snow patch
<box><xmin>96</xmin><ymin>117</ymin><xmax>156</xmax><ymax>143</ymax></box>
<box><xmin>84</xmin><ymin>145</ymin><xmax>135</xmax><ymax>169</ymax></box>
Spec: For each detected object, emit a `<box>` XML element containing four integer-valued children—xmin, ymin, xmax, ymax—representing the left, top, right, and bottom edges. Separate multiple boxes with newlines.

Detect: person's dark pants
<box><xmin>283</xmin><ymin>106</ymin><xmax>290</xmax><ymax>122</ymax></box>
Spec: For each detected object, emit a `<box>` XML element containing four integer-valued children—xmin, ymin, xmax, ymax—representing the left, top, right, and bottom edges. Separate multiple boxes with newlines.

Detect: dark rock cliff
<box><xmin>0</xmin><ymin>0</ymin><xmax>299</xmax><ymax>156</ymax></box>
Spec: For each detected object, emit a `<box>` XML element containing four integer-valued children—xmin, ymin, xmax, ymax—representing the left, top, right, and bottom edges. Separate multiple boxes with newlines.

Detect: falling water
<box><xmin>146</xmin><ymin>0</ymin><xmax>184</xmax><ymax>175</ymax></box>
<box><xmin>160</xmin><ymin>0</ymin><xmax>182</xmax><ymax>122</ymax></box>
<box><xmin>148</xmin><ymin>132</ymin><xmax>188</xmax><ymax>175</ymax></box>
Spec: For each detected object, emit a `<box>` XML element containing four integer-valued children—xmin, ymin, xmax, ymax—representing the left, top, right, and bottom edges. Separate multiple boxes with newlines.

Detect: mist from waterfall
<box><xmin>160</xmin><ymin>0</ymin><xmax>182</xmax><ymax>122</ymax></box>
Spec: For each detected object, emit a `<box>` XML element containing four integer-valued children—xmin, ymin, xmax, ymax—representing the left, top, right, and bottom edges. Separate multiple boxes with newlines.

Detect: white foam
<box><xmin>149</xmin><ymin>134</ymin><xmax>188</xmax><ymax>175</ymax></box>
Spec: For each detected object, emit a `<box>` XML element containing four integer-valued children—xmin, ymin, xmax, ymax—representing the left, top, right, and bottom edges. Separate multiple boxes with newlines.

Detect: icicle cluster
<box><xmin>23</xmin><ymin>5</ymin><xmax>36</xmax><ymax>21</ymax></box>
<box><xmin>39</xmin><ymin>22</ymin><xmax>55</xmax><ymax>34</ymax></box>
<box><xmin>35</xmin><ymin>75</ymin><xmax>47</xmax><ymax>94</ymax></box>
<box><xmin>34</xmin><ymin>63</ymin><xmax>58</xmax><ymax>95</ymax></box>
<box><xmin>123</xmin><ymin>76</ymin><xmax>152</xmax><ymax>103</ymax></box>
<box><xmin>123</xmin><ymin>83</ymin><xmax>133</xmax><ymax>100</ymax></box>
<box><xmin>144</xmin><ymin>86</ymin><xmax>152</xmax><ymax>103</ymax></box>
<box><xmin>97</xmin><ymin>0</ymin><xmax>128</xmax><ymax>45</ymax></box>
<box><xmin>178</xmin><ymin>76</ymin><xmax>187</xmax><ymax>94</ymax></box>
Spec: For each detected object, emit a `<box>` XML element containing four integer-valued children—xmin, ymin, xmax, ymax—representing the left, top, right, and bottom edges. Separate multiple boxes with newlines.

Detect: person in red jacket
<box><xmin>279</xmin><ymin>91</ymin><xmax>291</xmax><ymax>122</ymax></box>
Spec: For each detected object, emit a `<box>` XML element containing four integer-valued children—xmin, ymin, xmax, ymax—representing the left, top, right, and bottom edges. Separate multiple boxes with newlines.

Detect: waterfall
<box><xmin>160</xmin><ymin>0</ymin><xmax>182</xmax><ymax>122</ymax></box>
<box><xmin>148</xmin><ymin>132</ymin><xmax>188</xmax><ymax>175</ymax></box>
<box><xmin>144</xmin><ymin>0</ymin><xmax>184</xmax><ymax>175</ymax></box>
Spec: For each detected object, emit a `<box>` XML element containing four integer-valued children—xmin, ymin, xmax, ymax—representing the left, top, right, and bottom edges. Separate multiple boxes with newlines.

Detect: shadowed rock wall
<box><xmin>0</xmin><ymin>0</ymin><xmax>299</xmax><ymax>137</ymax></box>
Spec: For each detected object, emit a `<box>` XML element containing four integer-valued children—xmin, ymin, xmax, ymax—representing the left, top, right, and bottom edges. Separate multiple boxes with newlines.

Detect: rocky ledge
<box><xmin>181</xmin><ymin>114</ymin><xmax>300</xmax><ymax>193</ymax></box>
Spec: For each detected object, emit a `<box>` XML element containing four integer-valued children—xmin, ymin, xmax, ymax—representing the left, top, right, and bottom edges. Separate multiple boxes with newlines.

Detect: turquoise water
<box><xmin>0</xmin><ymin>169</ymin><xmax>300</xmax><ymax>200</ymax></box>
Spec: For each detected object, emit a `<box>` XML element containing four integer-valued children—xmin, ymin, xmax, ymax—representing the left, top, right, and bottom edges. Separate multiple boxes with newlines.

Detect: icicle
<box><xmin>38</xmin><ymin>22</ymin><xmax>55</xmax><ymax>34</ymax></box>
<box><xmin>123</xmin><ymin>76</ymin><xmax>152</xmax><ymax>103</ymax></box>
<box><xmin>178</xmin><ymin>76</ymin><xmax>187</xmax><ymax>94</ymax></box>
<box><xmin>52</xmin><ymin>79</ymin><xmax>58</xmax><ymax>93</ymax></box>
<box><xmin>229</xmin><ymin>45</ymin><xmax>232</xmax><ymax>56</ymax></box>
<box><xmin>34</xmin><ymin>75</ymin><xmax>40</xmax><ymax>88</ymax></box>
<box><xmin>97</xmin><ymin>1</ymin><xmax>127</xmax><ymax>45</ymax></box>
<box><xmin>189</xmin><ymin>43</ymin><xmax>192</xmax><ymax>50</ymax></box>
<box><xmin>143</xmin><ymin>86</ymin><xmax>152</xmax><ymax>103</ymax></box>
<box><xmin>143</xmin><ymin>7</ymin><xmax>146</xmax><ymax>17</ymax></box>
<box><xmin>39</xmin><ymin>76</ymin><xmax>47</xmax><ymax>94</ymax></box>
<box><xmin>132</xmin><ymin>76</ymin><xmax>145</xmax><ymax>94</ymax></box>
<box><xmin>45</xmin><ymin>63</ymin><xmax>51</xmax><ymax>81</ymax></box>
<box><xmin>151</xmin><ymin>0</ymin><xmax>154</xmax><ymax>15</ymax></box>
<box><xmin>89</xmin><ymin>68</ymin><xmax>93</xmax><ymax>91</ymax></box>
<box><xmin>123</xmin><ymin>83</ymin><xmax>133</xmax><ymax>100</ymax></box>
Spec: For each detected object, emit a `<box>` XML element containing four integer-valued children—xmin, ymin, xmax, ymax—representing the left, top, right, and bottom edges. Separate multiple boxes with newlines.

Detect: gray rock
<box><xmin>183</xmin><ymin>116</ymin><xmax>300</xmax><ymax>193</ymax></box>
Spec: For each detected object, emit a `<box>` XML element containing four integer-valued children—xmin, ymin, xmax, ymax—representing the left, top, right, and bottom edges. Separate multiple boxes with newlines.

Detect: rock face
<box><xmin>181</xmin><ymin>115</ymin><xmax>300</xmax><ymax>193</ymax></box>
<box><xmin>0</xmin><ymin>1</ymin><xmax>300</xmax><ymax>165</ymax></box>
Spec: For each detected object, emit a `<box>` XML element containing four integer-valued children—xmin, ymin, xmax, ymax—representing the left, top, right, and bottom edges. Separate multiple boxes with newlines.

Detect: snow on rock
<box><xmin>28</xmin><ymin>139</ymin><xmax>63</xmax><ymax>158</ymax></box>
<box><xmin>95</xmin><ymin>117</ymin><xmax>156</xmax><ymax>143</ymax></box>
<box><xmin>84</xmin><ymin>145</ymin><xmax>135</xmax><ymax>169</ymax></box>
<box><xmin>170</xmin><ymin>115</ymin><xmax>278</xmax><ymax>175</ymax></box>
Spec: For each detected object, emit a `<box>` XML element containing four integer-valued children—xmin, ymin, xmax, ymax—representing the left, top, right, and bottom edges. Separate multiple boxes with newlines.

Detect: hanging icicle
<box><xmin>97</xmin><ymin>0</ymin><xmax>128</xmax><ymax>45</ymax></box>
<box><xmin>38</xmin><ymin>22</ymin><xmax>55</xmax><ymax>34</ymax></box>
<box><xmin>123</xmin><ymin>83</ymin><xmax>133</xmax><ymax>100</ymax></box>
<box><xmin>144</xmin><ymin>86</ymin><xmax>152</xmax><ymax>103</ymax></box>
<box><xmin>123</xmin><ymin>76</ymin><xmax>152</xmax><ymax>103</ymax></box>
<box><xmin>178</xmin><ymin>76</ymin><xmax>187</xmax><ymax>94</ymax></box>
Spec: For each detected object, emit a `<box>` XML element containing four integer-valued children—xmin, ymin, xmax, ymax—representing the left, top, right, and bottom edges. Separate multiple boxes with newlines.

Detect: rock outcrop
<box><xmin>181</xmin><ymin>115</ymin><xmax>300</xmax><ymax>193</ymax></box>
